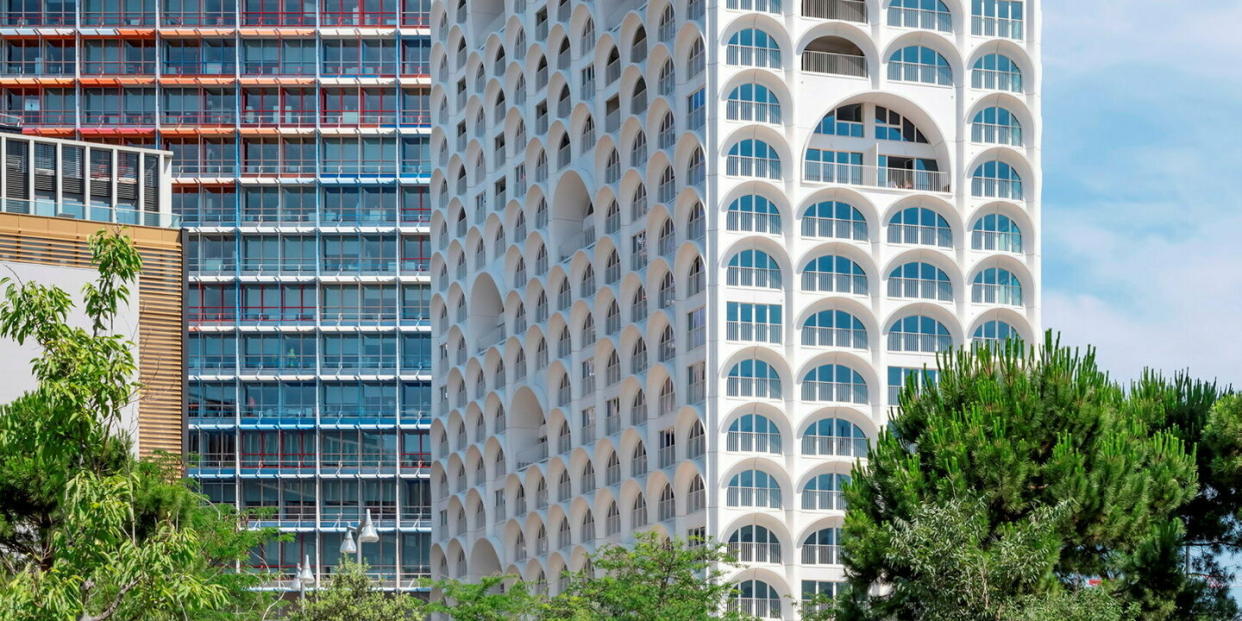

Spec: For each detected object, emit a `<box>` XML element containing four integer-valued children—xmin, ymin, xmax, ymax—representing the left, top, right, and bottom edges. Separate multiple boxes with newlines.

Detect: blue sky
<box><xmin>1041</xmin><ymin>0</ymin><xmax>1242</xmax><ymax>384</ymax></box>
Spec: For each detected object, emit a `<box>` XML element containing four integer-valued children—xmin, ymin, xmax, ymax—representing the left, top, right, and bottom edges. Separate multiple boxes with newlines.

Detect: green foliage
<box><xmin>543</xmin><ymin>531</ymin><xmax>746</xmax><ymax>621</ymax></box>
<box><xmin>825</xmin><ymin>497</ymin><xmax>1131</xmax><ymax>621</ymax></box>
<box><xmin>288</xmin><ymin>560</ymin><xmax>423</xmax><ymax>621</ymax></box>
<box><xmin>427</xmin><ymin>575</ymin><xmax>539</xmax><ymax>621</ymax></box>
<box><xmin>839</xmin><ymin>334</ymin><xmax>1231</xmax><ymax>620</ymax></box>
<box><xmin>0</xmin><ymin>230</ymin><xmax>280</xmax><ymax>620</ymax></box>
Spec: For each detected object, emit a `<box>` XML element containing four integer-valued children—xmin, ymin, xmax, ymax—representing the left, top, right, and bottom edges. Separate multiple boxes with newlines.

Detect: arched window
<box><xmin>726</xmin><ymin>83</ymin><xmax>782</xmax><ymax>123</ymax></box>
<box><xmin>727</xmin><ymin>412</ymin><xmax>782</xmax><ymax>453</ymax></box>
<box><xmin>887</xmin><ymin>45</ymin><xmax>952</xmax><ymax>85</ymax></box>
<box><xmin>972</xmin><ymin>53</ymin><xmax>1023</xmax><ymax>92</ymax></box>
<box><xmin>888</xmin><ymin>0</ymin><xmax>952</xmax><ymax>31</ymax></box>
<box><xmin>658</xmin><ymin>165</ymin><xmax>676</xmax><ymax>202</ymax></box>
<box><xmin>971</xmin><ymin>106</ymin><xmax>1023</xmax><ymax>146</ymax></box>
<box><xmin>727</xmin><ymin>525</ymin><xmax>781</xmax><ymax>564</ymax></box>
<box><xmin>632</xmin><ymin>493</ymin><xmax>648</xmax><ymax>527</ymax></box>
<box><xmin>630</xmin><ymin>132</ymin><xmax>648</xmax><ymax>168</ymax></box>
<box><xmin>802</xmin><ymin>364</ymin><xmax>868</xmax><ymax>403</ymax></box>
<box><xmin>972</xmin><ymin>267</ymin><xmax>1023</xmax><ymax>305</ymax></box>
<box><xmin>656</xmin><ymin>112</ymin><xmax>676</xmax><ymax>150</ymax></box>
<box><xmin>558</xmin><ymin>469</ymin><xmax>571</xmax><ymax>500</ymax></box>
<box><xmin>887</xmin><ymin>261</ymin><xmax>952</xmax><ymax>301</ymax></box>
<box><xmin>658</xmin><ymin>4</ymin><xmax>676</xmax><ymax>41</ymax></box>
<box><xmin>580</xmin><ymin>17</ymin><xmax>596</xmax><ymax>50</ymax></box>
<box><xmin>971</xmin><ymin>160</ymin><xmax>1023</xmax><ymax>199</ymax></box>
<box><xmin>802</xmin><ymin>527</ymin><xmax>843</xmax><ymax>565</ymax></box>
<box><xmin>731</xmin><ymin>579</ymin><xmax>781</xmax><ymax>619</ymax></box>
<box><xmin>658</xmin><ymin>58</ymin><xmax>675</xmax><ymax>96</ymax></box>
<box><xmin>659</xmin><ymin>378</ymin><xmax>676</xmax><ymax>416</ymax></box>
<box><xmin>687</xmin><ymin>38</ymin><xmax>706</xmax><ymax>76</ymax></box>
<box><xmin>687</xmin><ymin>257</ymin><xmax>705</xmax><ymax>294</ymax></box>
<box><xmin>658</xmin><ymin>484</ymin><xmax>676</xmax><ymax>520</ymax></box>
<box><xmin>558</xmin><ymin>516</ymin><xmax>571</xmax><ymax>548</ymax></box>
<box><xmin>605</xmin><ymin>149</ymin><xmax>621</xmax><ymax>184</ymax></box>
<box><xmin>803</xmin><ymin>417</ymin><xmax>869</xmax><ymax>456</ymax></box>
<box><xmin>726</xmin><ymin>359</ymin><xmax>783</xmax><ymax>399</ymax></box>
<box><xmin>727</xmin><ymin>249</ymin><xmax>782</xmax><ymax>289</ymax></box>
<box><xmin>802</xmin><ymin>255</ymin><xmax>867</xmax><ymax>294</ymax></box>
<box><xmin>803</xmin><ymin>473</ymin><xmax>850</xmax><ymax>510</ymax></box>
<box><xmin>973</xmin><ymin>319</ymin><xmax>1022</xmax><ymax>348</ymax></box>
<box><xmin>971</xmin><ymin>213</ymin><xmax>1023</xmax><ymax>252</ymax></box>
<box><xmin>658</xmin><ymin>324</ymin><xmax>676</xmax><ymax>361</ymax></box>
<box><xmin>876</xmin><ymin>106</ymin><xmax>928</xmax><ymax>142</ymax></box>
<box><xmin>631</xmin><ymin>439</ymin><xmax>648</xmax><ymax>475</ymax></box>
<box><xmin>631</xmin><ymin>338</ymin><xmax>648</xmax><ymax>374</ymax></box>
<box><xmin>535</xmin><ymin>290</ymin><xmax>548</xmax><ymax>320</ymax></box>
<box><xmin>815</xmin><ymin>103</ymin><xmax>863</xmax><ymax>136</ymax></box>
<box><xmin>513</xmin><ymin>258</ymin><xmax>527</xmax><ymax>287</ymax></box>
<box><xmin>658</xmin><ymin>271</ymin><xmax>676</xmax><ymax>308</ymax></box>
<box><xmin>802</xmin><ymin>201</ymin><xmax>867</xmax><ymax>240</ymax></box>
<box><xmin>606</xmin><ymin>501</ymin><xmax>621</xmax><ymax>535</ymax></box>
<box><xmin>687</xmin><ymin>202</ymin><xmax>705</xmax><ymax>240</ymax></box>
<box><xmin>888</xmin><ymin>206</ymin><xmax>952</xmax><ymax>247</ymax></box>
<box><xmin>727</xmin><ymin>0</ymin><xmax>782</xmax><ymax>13</ymax></box>
<box><xmin>727</xmin><ymin>469</ymin><xmax>782</xmax><ymax>508</ymax></box>
<box><xmin>687</xmin><ymin>149</ymin><xmax>706</xmax><ymax>189</ymax></box>
<box><xmin>973</xmin><ymin>0</ymin><xmax>1025</xmax><ymax>39</ymax></box>
<box><xmin>726</xmin><ymin>28</ymin><xmax>781</xmax><ymax>68</ymax></box>
<box><xmin>632</xmin><ymin>78</ymin><xmax>649</xmax><ymax>115</ymax></box>
<box><xmin>514</xmin><ymin>530</ymin><xmax>526</xmax><ymax>560</ymax></box>
<box><xmin>726</xmin><ymin>139</ymin><xmax>782</xmax><ymax>179</ymax></box>
<box><xmin>683</xmin><ymin>476</ymin><xmax>704</xmax><ymax>513</ymax></box>
<box><xmin>557</xmin><ymin>371</ymin><xmax>571</xmax><ymax>405</ymax></box>
<box><xmin>581</xmin><ymin>460</ymin><xmax>596</xmax><ymax>492</ymax></box>
<box><xmin>630</xmin><ymin>26</ymin><xmax>648</xmax><ymax>63</ymax></box>
<box><xmin>581</xmin><ymin>509</ymin><xmax>595</xmax><ymax>542</ymax></box>
<box><xmin>727</xmin><ymin>194</ymin><xmax>781</xmax><ymax>234</ymax></box>
<box><xmin>606</xmin><ymin>249</ymin><xmax>621</xmax><ymax>283</ymax></box>
<box><xmin>888</xmin><ymin>315</ymin><xmax>952</xmax><ymax>352</ymax></box>
<box><xmin>802</xmin><ymin>309</ymin><xmax>868</xmax><ymax>349</ymax></box>
<box><xmin>557</xmin><ymin>278</ymin><xmax>571</xmax><ymax>309</ymax></box>
<box><xmin>631</xmin><ymin>286</ymin><xmax>647</xmax><ymax>322</ymax></box>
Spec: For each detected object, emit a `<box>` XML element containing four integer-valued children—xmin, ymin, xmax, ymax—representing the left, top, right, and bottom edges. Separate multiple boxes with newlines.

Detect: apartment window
<box><xmin>726</xmin><ymin>83</ymin><xmax>780</xmax><ymax>123</ymax></box>
<box><xmin>888</xmin><ymin>0</ymin><xmax>952</xmax><ymax>32</ymax></box>
<box><xmin>726</xmin><ymin>29</ymin><xmax>780</xmax><ymax>68</ymax></box>
<box><xmin>726</xmin><ymin>302</ymin><xmax>782</xmax><ymax>343</ymax></box>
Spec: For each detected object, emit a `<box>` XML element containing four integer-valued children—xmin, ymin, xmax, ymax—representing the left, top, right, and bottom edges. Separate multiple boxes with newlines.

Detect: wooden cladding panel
<box><xmin>0</xmin><ymin>213</ymin><xmax>183</xmax><ymax>459</ymax></box>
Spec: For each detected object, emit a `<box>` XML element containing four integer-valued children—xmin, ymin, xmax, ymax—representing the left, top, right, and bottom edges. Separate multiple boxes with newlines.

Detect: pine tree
<box><xmin>837</xmin><ymin>335</ymin><xmax>1232</xmax><ymax>619</ymax></box>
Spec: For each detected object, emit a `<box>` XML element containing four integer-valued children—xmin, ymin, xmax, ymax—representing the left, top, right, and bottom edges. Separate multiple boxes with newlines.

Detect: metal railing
<box><xmin>805</xmin><ymin>161</ymin><xmax>951</xmax><ymax>192</ymax></box>
<box><xmin>801</xmin><ymin>381</ymin><xmax>868</xmax><ymax>404</ymax></box>
<box><xmin>801</xmin><ymin>326</ymin><xmax>867</xmax><ymax>349</ymax></box>
<box><xmin>727</xmin><ymin>321</ymin><xmax>782</xmax><ymax>344</ymax></box>
<box><xmin>887</xmin><ymin>277</ymin><xmax>953</xmax><ymax>301</ymax></box>
<box><xmin>888</xmin><ymin>223</ymin><xmax>953</xmax><ymax>247</ymax></box>
<box><xmin>801</xmin><ymin>50</ymin><xmax>866</xmax><ymax>77</ymax></box>
<box><xmin>802</xmin><ymin>0</ymin><xmax>866</xmax><ymax>21</ymax></box>
<box><xmin>888</xmin><ymin>332</ymin><xmax>952</xmax><ymax>353</ymax></box>
<box><xmin>802</xmin><ymin>435</ymin><xmax>869</xmax><ymax>457</ymax></box>
<box><xmin>726</xmin><ymin>431</ymin><xmax>781</xmax><ymax>454</ymax></box>
<box><xmin>801</xmin><ymin>272</ymin><xmax>868</xmax><ymax>294</ymax></box>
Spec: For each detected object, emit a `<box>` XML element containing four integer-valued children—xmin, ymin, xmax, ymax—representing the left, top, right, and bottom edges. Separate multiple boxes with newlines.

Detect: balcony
<box><xmin>802</xmin><ymin>37</ymin><xmax>866</xmax><ymax>77</ymax></box>
<box><xmin>802</xmin><ymin>0</ymin><xmax>866</xmax><ymax>22</ymax></box>
<box><xmin>805</xmin><ymin>161</ymin><xmax>950</xmax><ymax>193</ymax></box>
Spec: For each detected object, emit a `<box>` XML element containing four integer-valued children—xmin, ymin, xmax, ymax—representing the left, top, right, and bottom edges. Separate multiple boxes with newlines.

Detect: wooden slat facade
<box><xmin>0</xmin><ymin>212</ymin><xmax>184</xmax><ymax>458</ymax></box>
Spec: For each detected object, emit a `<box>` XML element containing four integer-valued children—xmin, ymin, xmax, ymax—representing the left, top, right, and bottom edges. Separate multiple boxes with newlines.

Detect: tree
<box><xmin>427</xmin><ymin>575</ymin><xmax>540</xmax><ymax>620</ymax></box>
<box><xmin>805</xmin><ymin>497</ymin><xmax>1130</xmax><ymax>621</ymax></box>
<box><xmin>287</xmin><ymin>560</ymin><xmax>424</xmax><ymax>621</ymax></box>
<box><xmin>0</xmin><ymin>230</ymin><xmax>279</xmax><ymax>620</ymax></box>
<box><xmin>543</xmin><ymin>531</ymin><xmax>746</xmax><ymax>621</ymax></box>
<box><xmin>838</xmin><ymin>335</ymin><xmax>1230</xmax><ymax>619</ymax></box>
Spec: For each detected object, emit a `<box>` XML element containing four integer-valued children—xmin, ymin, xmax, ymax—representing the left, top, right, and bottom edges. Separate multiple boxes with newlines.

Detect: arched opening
<box><xmin>802</xmin><ymin>36</ymin><xmax>866</xmax><ymax>77</ymax></box>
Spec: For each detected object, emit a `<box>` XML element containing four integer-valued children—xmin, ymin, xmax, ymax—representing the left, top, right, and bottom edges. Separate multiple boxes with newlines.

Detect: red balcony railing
<box><xmin>320</xmin><ymin>10</ymin><xmax>398</xmax><ymax>26</ymax></box>
<box><xmin>1</xmin><ymin>9</ymin><xmax>76</xmax><ymax>26</ymax></box>
<box><xmin>81</xmin><ymin>10</ymin><xmax>157</xmax><ymax>26</ymax></box>
<box><xmin>81</xmin><ymin>59</ymin><xmax>157</xmax><ymax>75</ymax></box>
<box><xmin>241</xmin><ymin>11</ymin><xmax>315</xmax><ymax>26</ymax></box>
<box><xmin>82</xmin><ymin>110</ymin><xmax>157</xmax><ymax>126</ymax></box>
<box><xmin>161</xmin><ymin>9</ymin><xmax>236</xmax><ymax>26</ymax></box>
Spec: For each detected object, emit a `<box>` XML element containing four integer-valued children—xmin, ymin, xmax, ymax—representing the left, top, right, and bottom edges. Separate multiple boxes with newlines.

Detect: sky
<box><xmin>1041</xmin><ymin>0</ymin><xmax>1242</xmax><ymax>385</ymax></box>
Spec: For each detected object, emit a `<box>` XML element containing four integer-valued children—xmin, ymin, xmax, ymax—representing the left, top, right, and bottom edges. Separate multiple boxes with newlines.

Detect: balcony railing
<box><xmin>802</xmin><ymin>0</ymin><xmax>866</xmax><ymax>21</ymax></box>
<box><xmin>888</xmin><ymin>332</ymin><xmax>952</xmax><ymax>353</ymax></box>
<box><xmin>802</xmin><ymin>326</ymin><xmax>867</xmax><ymax>349</ymax></box>
<box><xmin>887</xmin><ymin>277</ymin><xmax>953</xmax><ymax>301</ymax></box>
<box><xmin>801</xmin><ymin>51</ymin><xmax>866</xmax><ymax>77</ymax></box>
<box><xmin>726</xmin><ymin>321</ymin><xmax>782</xmax><ymax>344</ymax></box>
<box><xmin>805</xmin><ymin>162</ymin><xmax>950</xmax><ymax>193</ymax></box>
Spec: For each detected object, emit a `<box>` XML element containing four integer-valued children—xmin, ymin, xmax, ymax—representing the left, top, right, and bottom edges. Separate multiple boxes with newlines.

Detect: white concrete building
<box><xmin>428</xmin><ymin>0</ymin><xmax>1039</xmax><ymax>616</ymax></box>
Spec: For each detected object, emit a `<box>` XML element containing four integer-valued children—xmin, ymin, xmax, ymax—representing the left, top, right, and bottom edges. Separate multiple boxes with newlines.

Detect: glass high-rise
<box><xmin>429</xmin><ymin>0</ymin><xmax>1039</xmax><ymax>617</ymax></box>
<box><xmin>0</xmin><ymin>0</ymin><xmax>435</xmax><ymax>589</ymax></box>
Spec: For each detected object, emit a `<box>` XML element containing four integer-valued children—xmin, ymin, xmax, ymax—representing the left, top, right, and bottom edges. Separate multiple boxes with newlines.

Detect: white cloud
<box><xmin>1040</xmin><ymin>0</ymin><xmax>1242</xmax><ymax>383</ymax></box>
